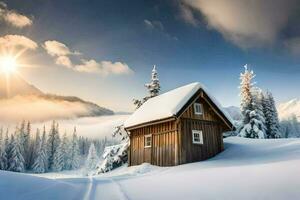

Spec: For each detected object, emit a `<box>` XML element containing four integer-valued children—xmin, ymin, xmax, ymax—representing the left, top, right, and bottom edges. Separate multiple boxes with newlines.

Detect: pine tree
<box><xmin>47</xmin><ymin>121</ymin><xmax>61</xmax><ymax>170</ymax></box>
<box><xmin>8</xmin><ymin>134</ymin><xmax>25</xmax><ymax>172</ymax></box>
<box><xmin>68</xmin><ymin>127</ymin><xmax>80</xmax><ymax>170</ymax></box>
<box><xmin>24</xmin><ymin>121</ymin><xmax>31</xmax><ymax>169</ymax></box>
<box><xmin>238</xmin><ymin>65</ymin><xmax>266</xmax><ymax>138</ymax></box>
<box><xmin>133</xmin><ymin>65</ymin><xmax>161</xmax><ymax>109</ymax></box>
<box><xmin>60</xmin><ymin>132</ymin><xmax>70</xmax><ymax>170</ymax></box>
<box><xmin>0</xmin><ymin>128</ymin><xmax>7</xmax><ymax>170</ymax></box>
<box><xmin>32</xmin><ymin>129</ymin><xmax>46</xmax><ymax>173</ymax></box>
<box><xmin>52</xmin><ymin>141</ymin><xmax>64</xmax><ymax>171</ymax></box>
<box><xmin>262</xmin><ymin>91</ymin><xmax>281</xmax><ymax>138</ymax></box>
<box><xmin>85</xmin><ymin>143</ymin><xmax>99</xmax><ymax>171</ymax></box>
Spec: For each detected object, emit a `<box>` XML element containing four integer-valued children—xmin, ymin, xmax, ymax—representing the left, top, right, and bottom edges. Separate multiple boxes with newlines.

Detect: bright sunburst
<box><xmin>0</xmin><ymin>55</ymin><xmax>17</xmax><ymax>74</ymax></box>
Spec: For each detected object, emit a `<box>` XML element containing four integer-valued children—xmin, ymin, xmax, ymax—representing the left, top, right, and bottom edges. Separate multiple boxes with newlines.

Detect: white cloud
<box><xmin>43</xmin><ymin>40</ymin><xmax>133</xmax><ymax>75</ymax></box>
<box><xmin>0</xmin><ymin>2</ymin><xmax>32</xmax><ymax>28</ymax></box>
<box><xmin>144</xmin><ymin>19</ymin><xmax>178</xmax><ymax>41</ymax></box>
<box><xmin>181</xmin><ymin>0</ymin><xmax>297</xmax><ymax>48</ymax></box>
<box><xmin>43</xmin><ymin>40</ymin><xmax>77</xmax><ymax>57</ymax></box>
<box><xmin>144</xmin><ymin>19</ymin><xmax>164</xmax><ymax>31</ymax></box>
<box><xmin>55</xmin><ymin>56</ymin><xmax>73</xmax><ymax>68</ymax></box>
<box><xmin>75</xmin><ymin>59</ymin><xmax>133</xmax><ymax>75</ymax></box>
<box><xmin>0</xmin><ymin>34</ymin><xmax>38</xmax><ymax>49</ymax></box>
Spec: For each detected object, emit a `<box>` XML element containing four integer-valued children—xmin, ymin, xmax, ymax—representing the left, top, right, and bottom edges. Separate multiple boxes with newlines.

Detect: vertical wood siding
<box><xmin>129</xmin><ymin>121</ymin><xmax>179</xmax><ymax>166</ymax></box>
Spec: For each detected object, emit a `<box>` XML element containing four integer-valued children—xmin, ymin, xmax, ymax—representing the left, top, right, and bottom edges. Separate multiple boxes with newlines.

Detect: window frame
<box><xmin>194</xmin><ymin>103</ymin><xmax>203</xmax><ymax>115</ymax></box>
<box><xmin>192</xmin><ymin>130</ymin><xmax>203</xmax><ymax>144</ymax></box>
<box><xmin>144</xmin><ymin>134</ymin><xmax>152</xmax><ymax>148</ymax></box>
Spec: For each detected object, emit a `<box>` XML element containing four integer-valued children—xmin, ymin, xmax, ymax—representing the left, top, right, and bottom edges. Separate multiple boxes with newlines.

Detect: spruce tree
<box><xmin>238</xmin><ymin>65</ymin><xmax>266</xmax><ymax>138</ymax></box>
<box><xmin>85</xmin><ymin>143</ymin><xmax>99</xmax><ymax>171</ymax></box>
<box><xmin>68</xmin><ymin>127</ymin><xmax>80</xmax><ymax>170</ymax></box>
<box><xmin>262</xmin><ymin>91</ymin><xmax>281</xmax><ymax>138</ymax></box>
<box><xmin>133</xmin><ymin>65</ymin><xmax>161</xmax><ymax>109</ymax></box>
<box><xmin>0</xmin><ymin>128</ymin><xmax>7</xmax><ymax>170</ymax></box>
<box><xmin>52</xmin><ymin>141</ymin><xmax>64</xmax><ymax>171</ymax></box>
<box><xmin>8</xmin><ymin>134</ymin><xmax>25</xmax><ymax>172</ymax></box>
<box><xmin>47</xmin><ymin>121</ymin><xmax>61</xmax><ymax>170</ymax></box>
<box><xmin>32</xmin><ymin>129</ymin><xmax>46</xmax><ymax>173</ymax></box>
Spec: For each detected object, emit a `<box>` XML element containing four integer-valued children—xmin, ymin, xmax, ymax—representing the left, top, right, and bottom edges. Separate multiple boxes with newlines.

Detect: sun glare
<box><xmin>0</xmin><ymin>56</ymin><xmax>17</xmax><ymax>74</ymax></box>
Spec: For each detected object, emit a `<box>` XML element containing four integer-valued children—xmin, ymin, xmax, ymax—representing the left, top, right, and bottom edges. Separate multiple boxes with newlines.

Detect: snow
<box><xmin>278</xmin><ymin>98</ymin><xmax>300</xmax><ymax>121</ymax></box>
<box><xmin>1</xmin><ymin>137</ymin><xmax>300</xmax><ymax>200</ymax></box>
<box><xmin>124</xmin><ymin>82</ymin><xmax>234</xmax><ymax>128</ymax></box>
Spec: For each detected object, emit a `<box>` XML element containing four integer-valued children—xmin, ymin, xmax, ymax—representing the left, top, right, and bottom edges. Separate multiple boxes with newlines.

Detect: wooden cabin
<box><xmin>124</xmin><ymin>82</ymin><xmax>234</xmax><ymax>166</ymax></box>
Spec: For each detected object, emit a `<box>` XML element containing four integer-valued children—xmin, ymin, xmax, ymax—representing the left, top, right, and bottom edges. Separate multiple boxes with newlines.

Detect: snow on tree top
<box><xmin>124</xmin><ymin>82</ymin><xmax>234</xmax><ymax>128</ymax></box>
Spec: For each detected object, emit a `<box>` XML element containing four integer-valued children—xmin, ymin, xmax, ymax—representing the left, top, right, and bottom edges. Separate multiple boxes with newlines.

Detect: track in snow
<box><xmin>83</xmin><ymin>176</ymin><xmax>129</xmax><ymax>200</ymax></box>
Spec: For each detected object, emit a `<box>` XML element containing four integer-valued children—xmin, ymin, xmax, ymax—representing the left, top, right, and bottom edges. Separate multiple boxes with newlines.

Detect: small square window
<box><xmin>192</xmin><ymin>130</ymin><xmax>203</xmax><ymax>144</ymax></box>
<box><xmin>194</xmin><ymin>103</ymin><xmax>203</xmax><ymax>115</ymax></box>
<box><xmin>144</xmin><ymin>134</ymin><xmax>152</xmax><ymax>148</ymax></box>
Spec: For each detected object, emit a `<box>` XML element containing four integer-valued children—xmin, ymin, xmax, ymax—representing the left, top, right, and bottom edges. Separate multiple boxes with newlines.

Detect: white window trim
<box><xmin>194</xmin><ymin>103</ymin><xmax>203</xmax><ymax>115</ymax></box>
<box><xmin>144</xmin><ymin>134</ymin><xmax>152</xmax><ymax>148</ymax></box>
<box><xmin>192</xmin><ymin>130</ymin><xmax>203</xmax><ymax>144</ymax></box>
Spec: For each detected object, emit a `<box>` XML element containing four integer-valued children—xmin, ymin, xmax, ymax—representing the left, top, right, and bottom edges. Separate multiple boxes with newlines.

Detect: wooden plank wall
<box><xmin>179</xmin><ymin>118</ymin><xmax>223</xmax><ymax>164</ymax></box>
<box><xmin>181</xmin><ymin>94</ymin><xmax>220</xmax><ymax>122</ymax></box>
<box><xmin>129</xmin><ymin>121</ymin><xmax>179</xmax><ymax>166</ymax></box>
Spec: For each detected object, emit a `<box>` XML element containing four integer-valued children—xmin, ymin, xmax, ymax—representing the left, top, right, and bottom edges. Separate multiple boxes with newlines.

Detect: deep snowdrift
<box><xmin>1</xmin><ymin>137</ymin><xmax>300</xmax><ymax>200</ymax></box>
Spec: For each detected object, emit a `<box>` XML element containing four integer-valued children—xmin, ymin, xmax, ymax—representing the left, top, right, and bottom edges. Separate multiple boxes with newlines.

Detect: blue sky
<box><xmin>1</xmin><ymin>0</ymin><xmax>300</xmax><ymax>111</ymax></box>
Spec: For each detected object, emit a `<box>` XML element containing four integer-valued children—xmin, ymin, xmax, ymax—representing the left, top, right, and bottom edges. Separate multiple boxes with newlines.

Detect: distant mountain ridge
<box><xmin>277</xmin><ymin>98</ymin><xmax>300</xmax><ymax>121</ymax></box>
<box><xmin>0</xmin><ymin>73</ymin><xmax>114</xmax><ymax>118</ymax></box>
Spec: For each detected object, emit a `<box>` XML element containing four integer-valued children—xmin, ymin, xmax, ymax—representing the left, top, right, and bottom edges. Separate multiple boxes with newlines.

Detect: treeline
<box><xmin>0</xmin><ymin>120</ymin><xmax>114</xmax><ymax>173</ymax></box>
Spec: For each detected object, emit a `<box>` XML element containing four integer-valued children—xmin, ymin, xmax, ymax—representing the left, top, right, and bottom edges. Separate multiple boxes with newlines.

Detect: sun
<box><xmin>0</xmin><ymin>56</ymin><xmax>17</xmax><ymax>74</ymax></box>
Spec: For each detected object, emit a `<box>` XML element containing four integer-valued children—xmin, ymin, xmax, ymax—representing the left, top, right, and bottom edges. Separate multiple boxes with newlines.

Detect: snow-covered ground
<box><xmin>1</xmin><ymin>137</ymin><xmax>300</xmax><ymax>200</ymax></box>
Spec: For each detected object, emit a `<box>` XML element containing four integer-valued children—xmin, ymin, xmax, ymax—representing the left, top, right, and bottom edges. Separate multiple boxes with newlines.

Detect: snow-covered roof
<box><xmin>124</xmin><ymin>82</ymin><xmax>234</xmax><ymax>129</ymax></box>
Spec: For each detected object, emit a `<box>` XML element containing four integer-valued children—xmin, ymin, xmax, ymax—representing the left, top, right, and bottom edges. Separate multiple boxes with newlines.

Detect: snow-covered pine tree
<box><xmin>52</xmin><ymin>140</ymin><xmax>64</xmax><ymax>171</ymax></box>
<box><xmin>47</xmin><ymin>121</ymin><xmax>61</xmax><ymax>170</ymax></box>
<box><xmin>0</xmin><ymin>128</ymin><xmax>7</xmax><ymax>170</ymax></box>
<box><xmin>85</xmin><ymin>143</ymin><xmax>99</xmax><ymax>171</ymax></box>
<box><xmin>8</xmin><ymin>133</ymin><xmax>25</xmax><ymax>172</ymax></box>
<box><xmin>262</xmin><ymin>91</ymin><xmax>281</xmax><ymax>138</ymax></box>
<box><xmin>32</xmin><ymin>129</ymin><xmax>46</xmax><ymax>173</ymax></box>
<box><xmin>24</xmin><ymin>121</ymin><xmax>31</xmax><ymax>169</ymax></box>
<box><xmin>68</xmin><ymin>127</ymin><xmax>80</xmax><ymax>170</ymax></box>
<box><xmin>145</xmin><ymin>65</ymin><xmax>160</xmax><ymax>97</ymax></box>
<box><xmin>133</xmin><ymin>65</ymin><xmax>161</xmax><ymax>109</ymax></box>
<box><xmin>238</xmin><ymin>65</ymin><xmax>266</xmax><ymax>139</ymax></box>
<box><xmin>60</xmin><ymin>132</ymin><xmax>70</xmax><ymax>170</ymax></box>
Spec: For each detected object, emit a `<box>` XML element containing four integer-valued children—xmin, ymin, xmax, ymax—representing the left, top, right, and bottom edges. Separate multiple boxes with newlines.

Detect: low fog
<box><xmin>0</xmin><ymin>95</ymin><xmax>99</xmax><ymax>123</ymax></box>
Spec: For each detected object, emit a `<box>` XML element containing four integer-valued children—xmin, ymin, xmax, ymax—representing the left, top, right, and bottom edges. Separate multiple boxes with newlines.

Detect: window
<box><xmin>192</xmin><ymin>130</ymin><xmax>203</xmax><ymax>144</ymax></box>
<box><xmin>144</xmin><ymin>134</ymin><xmax>152</xmax><ymax>148</ymax></box>
<box><xmin>194</xmin><ymin>103</ymin><xmax>203</xmax><ymax>115</ymax></box>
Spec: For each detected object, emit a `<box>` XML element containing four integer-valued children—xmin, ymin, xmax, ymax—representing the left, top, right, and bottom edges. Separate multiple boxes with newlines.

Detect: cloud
<box><xmin>181</xmin><ymin>0</ymin><xmax>297</xmax><ymax>48</ymax></box>
<box><xmin>74</xmin><ymin>59</ymin><xmax>133</xmax><ymax>75</ymax></box>
<box><xmin>43</xmin><ymin>40</ymin><xmax>79</xmax><ymax>57</ymax></box>
<box><xmin>144</xmin><ymin>19</ymin><xmax>178</xmax><ymax>41</ymax></box>
<box><xmin>284</xmin><ymin>37</ymin><xmax>300</xmax><ymax>55</ymax></box>
<box><xmin>144</xmin><ymin>19</ymin><xmax>164</xmax><ymax>31</ymax></box>
<box><xmin>44</xmin><ymin>40</ymin><xmax>133</xmax><ymax>75</ymax></box>
<box><xmin>0</xmin><ymin>95</ymin><xmax>102</xmax><ymax>123</ymax></box>
<box><xmin>55</xmin><ymin>56</ymin><xmax>73</xmax><ymax>68</ymax></box>
<box><xmin>0</xmin><ymin>34</ymin><xmax>38</xmax><ymax>49</ymax></box>
<box><xmin>178</xmin><ymin>3</ymin><xmax>199</xmax><ymax>27</ymax></box>
<box><xmin>0</xmin><ymin>1</ymin><xmax>32</xmax><ymax>28</ymax></box>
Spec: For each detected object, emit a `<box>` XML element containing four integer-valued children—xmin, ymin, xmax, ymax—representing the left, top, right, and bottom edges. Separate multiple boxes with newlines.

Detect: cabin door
<box><xmin>144</xmin><ymin>134</ymin><xmax>152</xmax><ymax>163</ymax></box>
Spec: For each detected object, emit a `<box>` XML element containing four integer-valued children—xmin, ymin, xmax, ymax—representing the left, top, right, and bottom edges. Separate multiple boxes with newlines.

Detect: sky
<box><xmin>0</xmin><ymin>0</ymin><xmax>300</xmax><ymax>112</ymax></box>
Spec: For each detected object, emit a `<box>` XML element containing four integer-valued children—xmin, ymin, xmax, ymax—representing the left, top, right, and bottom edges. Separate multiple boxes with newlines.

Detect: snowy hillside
<box><xmin>1</xmin><ymin>137</ymin><xmax>300</xmax><ymax>200</ymax></box>
<box><xmin>224</xmin><ymin>106</ymin><xmax>242</xmax><ymax>120</ymax></box>
<box><xmin>278</xmin><ymin>98</ymin><xmax>300</xmax><ymax>121</ymax></box>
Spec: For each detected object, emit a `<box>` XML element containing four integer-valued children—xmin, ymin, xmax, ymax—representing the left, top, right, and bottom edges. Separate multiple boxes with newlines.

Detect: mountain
<box><xmin>277</xmin><ymin>98</ymin><xmax>300</xmax><ymax>121</ymax></box>
<box><xmin>0</xmin><ymin>73</ymin><xmax>43</xmax><ymax>98</ymax></box>
<box><xmin>224</xmin><ymin>106</ymin><xmax>242</xmax><ymax>121</ymax></box>
<box><xmin>0</xmin><ymin>73</ymin><xmax>113</xmax><ymax>122</ymax></box>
